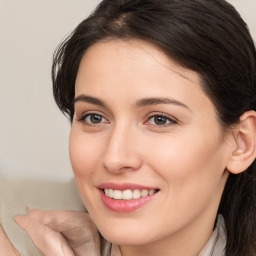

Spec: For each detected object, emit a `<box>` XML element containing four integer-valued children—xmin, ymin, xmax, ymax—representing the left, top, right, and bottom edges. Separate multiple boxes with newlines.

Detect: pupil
<box><xmin>90</xmin><ymin>114</ymin><xmax>102</xmax><ymax>123</ymax></box>
<box><xmin>154</xmin><ymin>116</ymin><xmax>166</xmax><ymax>125</ymax></box>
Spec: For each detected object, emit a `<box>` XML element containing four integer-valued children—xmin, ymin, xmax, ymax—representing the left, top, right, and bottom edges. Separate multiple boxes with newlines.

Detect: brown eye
<box><xmin>154</xmin><ymin>116</ymin><xmax>168</xmax><ymax>125</ymax></box>
<box><xmin>147</xmin><ymin>115</ymin><xmax>176</xmax><ymax>126</ymax></box>
<box><xmin>84</xmin><ymin>114</ymin><xmax>107</xmax><ymax>124</ymax></box>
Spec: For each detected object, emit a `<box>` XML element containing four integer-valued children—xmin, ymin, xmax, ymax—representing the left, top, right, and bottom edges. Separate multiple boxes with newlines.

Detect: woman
<box><xmin>14</xmin><ymin>0</ymin><xmax>256</xmax><ymax>255</ymax></box>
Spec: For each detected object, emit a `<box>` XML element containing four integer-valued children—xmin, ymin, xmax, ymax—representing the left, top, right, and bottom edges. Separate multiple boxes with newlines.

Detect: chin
<box><xmin>96</xmin><ymin>220</ymin><xmax>158</xmax><ymax>246</ymax></box>
<box><xmin>102</xmin><ymin>232</ymin><xmax>150</xmax><ymax>246</ymax></box>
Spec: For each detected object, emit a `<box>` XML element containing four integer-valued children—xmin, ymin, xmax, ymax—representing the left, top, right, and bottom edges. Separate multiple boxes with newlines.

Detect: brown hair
<box><xmin>52</xmin><ymin>0</ymin><xmax>256</xmax><ymax>255</ymax></box>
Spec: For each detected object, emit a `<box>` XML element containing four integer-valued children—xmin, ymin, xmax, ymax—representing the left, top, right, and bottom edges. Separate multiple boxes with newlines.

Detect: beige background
<box><xmin>0</xmin><ymin>0</ymin><xmax>255</xmax><ymax>255</ymax></box>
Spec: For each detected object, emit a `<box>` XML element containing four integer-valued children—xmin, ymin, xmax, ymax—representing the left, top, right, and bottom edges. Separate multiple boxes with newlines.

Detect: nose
<box><xmin>103</xmin><ymin>125</ymin><xmax>142</xmax><ymax>174</ymax></box>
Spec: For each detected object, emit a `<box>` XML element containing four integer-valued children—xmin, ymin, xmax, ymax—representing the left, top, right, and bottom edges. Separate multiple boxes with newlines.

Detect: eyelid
<box><xmin>76</xmin><ymin>111</ymin><xmax>109</xmax><ymax>124</ymax></box>
<box><xmin>87</xmin><ymin>114</ymin><xmax>108</xmax><ymax>124</ymax></box>
<box><xmin>144</xmin><ymin>112</ymin><xmax>178</xmax><ymax>126</ymax></box>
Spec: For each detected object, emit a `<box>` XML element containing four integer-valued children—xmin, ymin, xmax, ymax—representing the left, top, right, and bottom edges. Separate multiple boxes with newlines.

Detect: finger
<box><xmin>22</xmin><ymin>210</ymin><xmax>99</xmax><ymax>241</ymax></box>
<box><xmin>16</xmin><ymin>210</ymin><xmax>101</xmax><ymax>256</ymax></box>
<box><xmin>17</xmin><ymin>210</ymin><xmax>94</xmax><ymax>232</ymax></box>
<box><xmin>67</xmin><ymin>234</ymin><xmax>101</xmax><ymax>256</ymax></box>
<box><xmin>42</xmin><ymin>211</ymin><xmax>98</xmax><ymax>238</ymax></box>
<box><xmin>15</xmin><ymin>215</ymin><xmax>75</xmax><ymax>256</ymax></box>
<box><xmin>29</xmin><ymin>210</ymin><xmax>101</xmax><ymax>256</ymax></box>
<box><xmin>0</xmin><ymin>225</ymin><xmax>20</xmax><ymax>256</ymax></box>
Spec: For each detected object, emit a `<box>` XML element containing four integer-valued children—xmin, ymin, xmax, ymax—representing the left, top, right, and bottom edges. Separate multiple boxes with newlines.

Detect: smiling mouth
<box><xmin>103</xmin><ymin>188</ymin><xmax>159</xmax><ymax>200</ymax></box>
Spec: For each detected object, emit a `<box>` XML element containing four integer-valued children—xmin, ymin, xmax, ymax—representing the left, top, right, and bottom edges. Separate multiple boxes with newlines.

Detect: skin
<box><xmin>69</xmin><ymin>39</ymin><xmax>233</xmax><ymax>256</ymax></box>
<box><xmin>0</xmin><ymin>225</ymin><xmax>20</xmax><ymax>256</ymax></box>
<box><xmin>15</xmin><ymin>210</ymin><xmax>100</xmax><ymax>256</ymax></box>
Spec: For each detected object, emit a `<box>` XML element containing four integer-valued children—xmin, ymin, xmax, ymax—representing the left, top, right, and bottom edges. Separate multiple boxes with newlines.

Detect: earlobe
<box><xmin>226</xmin><ymin>110</ymin><xmax>256</xmax><ymax>174</ymax></box>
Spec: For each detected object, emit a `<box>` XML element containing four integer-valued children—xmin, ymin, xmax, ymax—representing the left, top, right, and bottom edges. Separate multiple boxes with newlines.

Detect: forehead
<box><xmin>76</xmin><ymin>39</ymin><xmax>201</xmax><ymax>93</ymax></box>
<box><xmin>75</xmin><ymin>39</ymin><xmax>216</xmax><ymax>117</ymax></box>
<box><xmin>78</xmin><ymin>38</ymin><xmax>201</xmax><ymax>85</ymax></box>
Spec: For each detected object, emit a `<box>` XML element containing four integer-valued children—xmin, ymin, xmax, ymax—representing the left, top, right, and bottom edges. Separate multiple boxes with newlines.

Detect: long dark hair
<box><xmin>52</xmin><ymin>0</ymin><xmax>256</xmax><ymax>255</ymax></box>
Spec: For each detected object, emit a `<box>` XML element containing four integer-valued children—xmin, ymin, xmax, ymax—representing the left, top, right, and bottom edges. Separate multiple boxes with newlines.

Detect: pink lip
<box><xmin>98</xmin><ymin>183</ymin><xmax>159</xmax><ymax>213</ymax></box>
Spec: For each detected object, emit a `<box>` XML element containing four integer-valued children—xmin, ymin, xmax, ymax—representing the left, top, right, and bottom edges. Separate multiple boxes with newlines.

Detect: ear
<box><xmin>226</xmin><ymin>110</ymin><xmax>256</xmax><ymax>174</ymax></box>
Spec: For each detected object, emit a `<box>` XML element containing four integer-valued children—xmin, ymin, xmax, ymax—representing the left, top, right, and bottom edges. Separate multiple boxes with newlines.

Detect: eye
<box><xmin>81</xmin><ymin>113</ymin><xmax>108</xmax><ymax>125</ymax></box>
<box><xmin>147</xmin><ymin>115</ymin><xmax>176</xmax><ymax>126</ymax></box>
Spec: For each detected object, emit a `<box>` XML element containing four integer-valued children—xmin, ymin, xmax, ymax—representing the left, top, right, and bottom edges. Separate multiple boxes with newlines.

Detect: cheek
<box><xmin>69</xmin><ymin>130</ymin><xmax>104</xmax><ymax>209</ymax></box>
<box><xmin>69</xmin><ymin>130</ymin><xmax>101</xmax><ymax>178</ymax></box>
<box><xmin>144</xmin><ymin>131</ymin><xmax>227</xmax><ymax>232</ymax></box>
<box><xmin>147</xmin><ymin>129</ymin><xmax>226</xmax><ymax>194</ymax></box>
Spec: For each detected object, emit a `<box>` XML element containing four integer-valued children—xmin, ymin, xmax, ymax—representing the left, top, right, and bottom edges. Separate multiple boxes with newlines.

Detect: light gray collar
<box><xmin>198</xmin><ymin>214</ymin><xmax>226</xmax><ymax>256</ymax></box>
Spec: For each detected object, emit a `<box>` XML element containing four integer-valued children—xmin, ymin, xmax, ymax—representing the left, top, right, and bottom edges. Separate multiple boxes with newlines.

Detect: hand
<box><xmin>15</xmin><ymin>210</ymin><xmax>101</xmax><ymax>256</ymax></box>
<box><xmin>0</xmin><ymin>224</ymin><xmax>20</xmax><ymax>256</ymax></box>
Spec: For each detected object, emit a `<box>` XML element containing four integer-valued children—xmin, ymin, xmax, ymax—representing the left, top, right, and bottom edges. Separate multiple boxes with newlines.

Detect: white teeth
<box><xmin>123</xmin><ymin>189</ymin><xmax>133</xmax><ymax>200</ymax></box>
<box><xmin>109</xmin><ymin>189</ymin><xmax>114</xmax><ymax>198</ymax></box>
<box><xmin>113</xmin><ymin>190</ymin><xmax>122</xmax><ymax>200</ymax></box>
<box><xmin>149</xmin><ymin>189</ymin><xmax>155</xmax><ymax>195</ymax></box>
<box><xmin>104</xmin><ymin>188</ymin><xmax>157</xmax><ymax>200</ymax></box>
<box><xmin>141</xmin><ymin>189</ymin><xmax>149</xmax><ymax>197</ymax></box>
<box><xmin>133</xmin><ymin>189</ymin><xmax>141</xmax><ymax>199</ymax></box>
<box><xmin>105</xmin><ymin>189</ymin><xmax>109</xmax><ymax>197</ymax></box>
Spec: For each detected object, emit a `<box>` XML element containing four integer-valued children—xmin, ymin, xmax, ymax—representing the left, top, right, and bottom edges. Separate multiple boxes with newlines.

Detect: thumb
<box><xmin>15</xmin><ymin>215</ymin><xmax>75</xmax><ymax>256</ymax></box>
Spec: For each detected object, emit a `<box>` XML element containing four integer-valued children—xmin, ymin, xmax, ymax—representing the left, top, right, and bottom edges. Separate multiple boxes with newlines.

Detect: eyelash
<box><xmin>77</xmin><ymin>113</ymin><xmax>108</xmax><ymax>126</ymax></box>
<box><xmin>77</xmin><ymin>112</ymin><xmax>177</xmax><ymax>128</ymax></box>
<box><xmin>145</xmin><ymin>113</ymin><xmax>177</xmax><ymax>127</ymax></box>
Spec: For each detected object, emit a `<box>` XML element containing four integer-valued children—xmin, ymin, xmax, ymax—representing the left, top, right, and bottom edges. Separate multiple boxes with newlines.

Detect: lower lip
<box><xmin>100</xmin><ymin>190</ymin><xmax>158</xmax><ymax>212</ymax></box>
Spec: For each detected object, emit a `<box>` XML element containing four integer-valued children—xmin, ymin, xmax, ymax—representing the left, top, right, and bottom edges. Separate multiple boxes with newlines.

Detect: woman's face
<box><xmin>70</xmin><ymin>39</ymin><xmax>231</xmax><ymax>248</ymax></box>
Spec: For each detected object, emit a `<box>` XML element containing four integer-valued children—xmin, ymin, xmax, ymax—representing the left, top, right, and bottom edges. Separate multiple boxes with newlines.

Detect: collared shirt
<box><xmin>198</xmin><ymin>215</ymin><xmax>226</xmax><ymax>256</ymax></box>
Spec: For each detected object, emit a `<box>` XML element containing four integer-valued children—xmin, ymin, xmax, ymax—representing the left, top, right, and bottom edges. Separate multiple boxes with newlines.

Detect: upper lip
<box><xmin>98</xmin><ymin>182</ymin><xmax>159</xmax><ymax>191</ymax></box>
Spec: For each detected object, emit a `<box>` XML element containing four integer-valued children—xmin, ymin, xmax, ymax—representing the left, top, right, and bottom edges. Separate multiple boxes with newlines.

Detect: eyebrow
<box><xmin>74</xmin><ymin>94</ymin><xmax>191</xmax><ymax>111</ymax></box>
<box><xmin>73</xmin><ymin>95</ymin><xmax>106</xmax><ymax>107</ymax></box>
<box><xmin>136</xmin><ymin>97</ymin><xmax>191</xmax><ymax>111</ymax></box>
